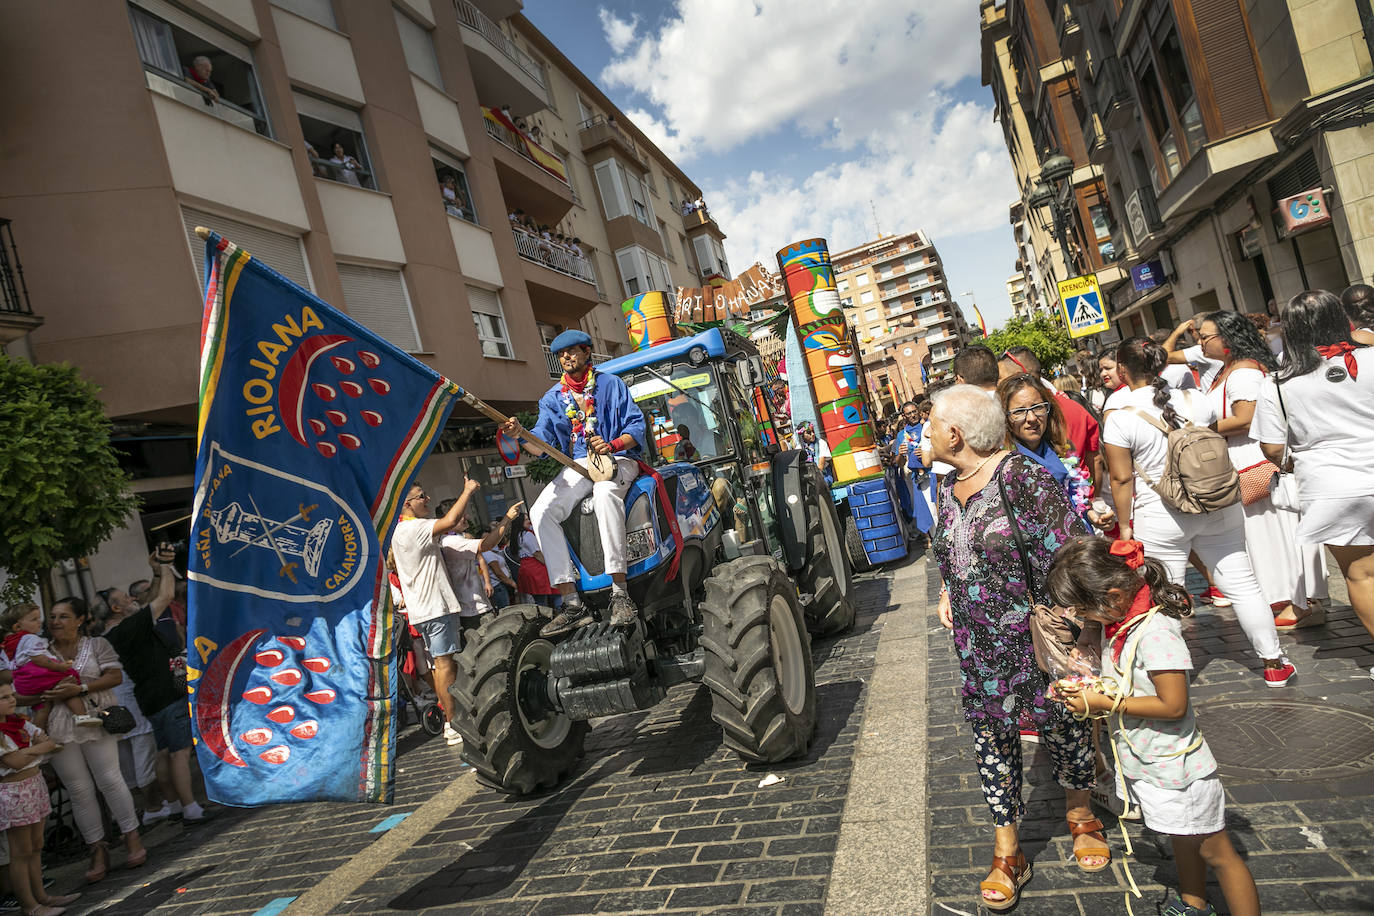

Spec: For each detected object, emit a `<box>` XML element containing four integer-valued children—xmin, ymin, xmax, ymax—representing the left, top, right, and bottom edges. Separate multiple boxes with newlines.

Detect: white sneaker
<box><xmin>443</xmin><ymin>723</ymin><xmax>463</xmax><ymax>747</ymax></box>
<box><xmin>142</xmin><ymin>802</ymin><xmax>174</xmax><ymax>825</ymax></box>
<box><xmin>73</xmin><ymin>714</ymin><xmax>104</xmax><ymax>727</ymax></box>
<box><xmin>182</xmin><ymin>801</ymin><xmax>207</xmax><ymax>822</ymax></box>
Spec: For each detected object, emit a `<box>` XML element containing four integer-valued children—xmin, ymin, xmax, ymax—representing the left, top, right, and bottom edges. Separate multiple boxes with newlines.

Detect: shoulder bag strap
<box><xmin>995</xmin><ymin>461</ymin><xmax>1038</xmax><ymax>604</ymax></box>
<box><xmin>1122</xmin><ymin>406</ymin><xmax>1166</xmax><ymax>487</ymax></box>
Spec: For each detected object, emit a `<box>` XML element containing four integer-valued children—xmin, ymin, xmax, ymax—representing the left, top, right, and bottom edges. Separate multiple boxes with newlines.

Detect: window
<box><xmin>615</xmin><ymin>246</ymin><xmax>671</xmax><ymax>298</ymax></box>
<box><xmin>576</xmin><ymin>95</ymin><xmax>595</xmax><ymax>126</ymax></box>
<box><xmin>679</xmin><ymin>234</ymin><xmax>691</xmax><ymax>267</ymax></box>
<box><xmin>593</xmin><ymin>159</ymin><xmax>651</xmax><ymax>226</ymax></box>
<box><xmin>864</xmin><ymin>307</ymin><xmax>879</xmax><ymax>321</ymax></box>
<box><xmin>338</xmin><ymin>264</ymin><xmax>421</xmax><ymax>352</ymax></box>
<box><xmin>1135</xmin><ymin>25</ymin><xmax>1206</xmax><ymax>190</ymax></box>
<box><xmin>394</xmin><ymin>7</ymin><xmax>442</xmax><ymax>89</ymax></box>
<box><xmin>878</xmin><ymin>264</ymin><xmax>893</xmax><ymax>279</ymax></box>
<box><xmin>270</xmin><ymin>0</ymin><xmax>335</xmax><ymax>28</ymax></box>
<box><xmin>1089</xmin><ymin>203</ymin><xmax>1115</xmax><ymax>261</ymax></box>
<box><xmin>837</xmin><ymin>278</ymin><xmax>849</xmax><ymax>292</ymax></box>
<box><xmin>295</xmin><ymin>91</ymin><xmax>376</xmax><ymax>190</ymax></box>
<box><xmin>841</xmin><ymin>297</ymin><xmax>853</xmax><ymax>308</ymax></box>
<box><xmin>658</xmin><ymin>220</ymin><xmax>674</xmax><ymax>260</ymax></box>
<box><xmin>182</xmin><ymin>206</ymin><xmax>311</xmax><ymax>290</ymax></box>
<box><xmin>643</xmin><ymin>165</ymin><xmax>656</xmax><ymax>193</ymax></box>
<box><xmin>468</xmin><ymin>286</ymin><xmax>513</xmax><ymax>358</ymax></box>
<box><xmin>129</xmin><ymin>1</ymin><xmax>271</xmax><ymax>136</ymax></box>
<box><xmin>431</xmin><ymin>148</ymin><xmax>477</xmax><ymax>224</ymax></box>
<box><xmin>859</xmin><ymin>290</ymin><xmax>875</xmax><ymax>304</ymax></box>
<box><xmin>853</xmin><ymin>272</ymin><xmax>869</xmax><ymax>285</ymax></box>
<box><xmin>692</xmin><ymin>235</ymin><xmax>718</xmax><ymax>277</ymax></box>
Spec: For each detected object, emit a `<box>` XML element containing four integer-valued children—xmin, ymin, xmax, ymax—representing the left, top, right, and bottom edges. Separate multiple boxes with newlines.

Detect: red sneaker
<box><xmin>1263</xmin><ymin>658</ymin><xmax>1296</xmax><ymax>688</ymax></box>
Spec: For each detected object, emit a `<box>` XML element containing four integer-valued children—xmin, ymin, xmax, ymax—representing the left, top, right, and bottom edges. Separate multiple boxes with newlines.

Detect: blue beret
<box><xmin>550</xmin><ymin>329</ymin><xmax>592</xmax><ymax>354</ymax></box>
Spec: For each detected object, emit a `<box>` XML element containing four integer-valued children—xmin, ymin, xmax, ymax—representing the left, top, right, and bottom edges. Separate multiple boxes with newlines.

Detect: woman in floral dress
<box><xmin>929</xmin><ymin>385</ymin><xmax>1105</xmax><ymax>910</ymax></box>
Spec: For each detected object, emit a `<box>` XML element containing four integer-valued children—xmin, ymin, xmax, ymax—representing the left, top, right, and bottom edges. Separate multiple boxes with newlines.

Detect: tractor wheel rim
<box><xmin>769</xmin><ymin>595</ymin><xmax>807</xmax><ymax>716</ymax></box>
<box><xmin>820</xmin><ymin>491</ymin><xmax>848</xmax><ymax>592</ymax></box>
<box><xmin>516</xmin><ymin>638</ymin><xmax>571</xmax><ymax>749</ymax></box>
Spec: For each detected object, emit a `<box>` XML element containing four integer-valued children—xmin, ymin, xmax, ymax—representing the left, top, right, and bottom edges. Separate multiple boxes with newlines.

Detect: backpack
<box><xmin>1126</xmin><ymin>392</ymin><xmax>1240</xmax><ymax>514</ymax></box>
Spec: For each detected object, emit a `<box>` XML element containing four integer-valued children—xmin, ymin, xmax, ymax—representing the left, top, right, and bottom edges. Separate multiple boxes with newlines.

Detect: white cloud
<box><xmin>596</xmin><ymin>7</ymin><xmax>638</xmax><ymax>55</ymax></box>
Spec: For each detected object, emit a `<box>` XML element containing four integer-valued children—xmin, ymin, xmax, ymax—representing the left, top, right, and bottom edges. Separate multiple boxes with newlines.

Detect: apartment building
<box><xmin>0</xmin><ymin>0</ymin><xmax>729</xmax><ymax>589</ymax></box>
<box><xmin>980</xmin><ymin>0</ymin><xmax>1127</xmax><ymax>336</ymax></box>
<box><xmin>832</xmin><ymin>230</ymin><xmax>970</xmax><ymax>405</ymax></box>
<box><xmin>1007</xmin><ymin>272</ymin><xmax>1031</xmax><ymax>321</ymax></box>
<box><xmin>1014</xmin><ymin>0</ymin><xmax>1374</xmax><ymax>338</ymax></box>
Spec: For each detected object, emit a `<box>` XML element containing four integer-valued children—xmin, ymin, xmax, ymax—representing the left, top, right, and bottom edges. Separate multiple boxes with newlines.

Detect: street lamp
<box><xmin>1028</xmin><ymin>151</ymin><xmax>1083</xmax><ymax>281</ymax></box>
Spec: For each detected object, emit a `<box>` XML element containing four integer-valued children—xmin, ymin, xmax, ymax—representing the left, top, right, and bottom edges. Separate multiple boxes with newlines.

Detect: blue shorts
<box><xmin>415</xmin><ymin>613</ymin><xmax>463</xmax><ymax>658</ymax></box>
<box><xmin>148</xmin><ymin>701</ymin><xmax>193</xmax><ymax>753</ymax></box>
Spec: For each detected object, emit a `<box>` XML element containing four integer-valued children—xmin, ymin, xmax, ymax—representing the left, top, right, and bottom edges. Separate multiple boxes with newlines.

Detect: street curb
<box><xmin>825</xmin><ymin>555</ymin><xmax>931</xmax><ymax>915</ymax></box>
<box><xmin>285</xmin><ymin>768</ymin><xmax>479</xmax><ymax>915</ymax></box>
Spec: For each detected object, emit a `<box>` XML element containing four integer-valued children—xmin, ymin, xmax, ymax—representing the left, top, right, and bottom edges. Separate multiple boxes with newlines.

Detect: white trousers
<box><xmin>50</xmin><ymin>732</ymin><xmax>141</xmax><ymax>843</ymax></box>
<box><xmin>531</xmin><ymin>456</ymin><xmax>638</xmax><ymax>585</ymax></box>
<box><xmin>1134</xmin><ymin>501</ymin><xmax>1282</xmax><ymax>660</ymax></box>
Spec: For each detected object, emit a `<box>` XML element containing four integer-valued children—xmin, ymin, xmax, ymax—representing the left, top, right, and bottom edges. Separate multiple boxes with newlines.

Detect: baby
<box><xmin>1</xmin><ymin>602</ymin><xmax>102</xmax><ymax>729</ymax></box>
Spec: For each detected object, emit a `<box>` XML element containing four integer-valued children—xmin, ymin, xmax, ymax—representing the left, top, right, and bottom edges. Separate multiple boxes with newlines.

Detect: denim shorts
<box><xmin>415</xmin><ymin>613</ymin><xmax>463</xmax><ymax>658</ymax></box>
<box><xmin>148</xmin><ymin>701</ymin><xmax>194</xmax><ymax>752</ymax></box>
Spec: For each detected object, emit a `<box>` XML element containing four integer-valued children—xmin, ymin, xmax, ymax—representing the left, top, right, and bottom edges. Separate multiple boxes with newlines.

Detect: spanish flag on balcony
<box><xmin>482</xmin><ymin>107</ymin><xmax>568</xmax><ymax>183</ymax></box>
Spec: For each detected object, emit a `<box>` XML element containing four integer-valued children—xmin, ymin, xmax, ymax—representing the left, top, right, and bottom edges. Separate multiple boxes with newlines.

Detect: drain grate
<box><xmin>1196</xmin><ymin>700</ymin><xmax>1374</xmax><ymax>781</ymax></box>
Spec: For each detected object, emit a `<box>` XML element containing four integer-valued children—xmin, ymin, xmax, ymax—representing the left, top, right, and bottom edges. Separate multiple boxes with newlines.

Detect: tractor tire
<box><xmin>450</xmin><ymin>604</ymin><xmax>588</xmax><ymax>795</ymax></box>
<box><xmin>701</xmin><ymin>556</ymin><xmax>817</xmax><ymax>763</ymax></box>
<box><xmin>799</xmin><ymin>470</ymin><xmax>856</xmax><ymax>634</ymax></box>
<box><xmin>844</xmin><ymin>514</ymin><xmax>873</xmax><ymax>575</ymax></box>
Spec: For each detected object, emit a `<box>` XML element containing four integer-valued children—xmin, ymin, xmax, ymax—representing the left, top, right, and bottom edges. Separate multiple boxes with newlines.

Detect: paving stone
<box><xmin>743</xmin><ymin>877</ymin><xmax>828</xmax><ymax>903</ymax></box>
<box><xmin>666</xmin><ymin>883</ymin><xmax>747</xmax><ymax>908</ymax></box>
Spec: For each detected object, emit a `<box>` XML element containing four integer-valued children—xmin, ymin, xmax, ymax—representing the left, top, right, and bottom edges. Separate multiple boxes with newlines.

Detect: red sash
<box><xmin>636</xmin><ymin>460</ymin><xmax>683</xmax><ymax>581</ymax></box>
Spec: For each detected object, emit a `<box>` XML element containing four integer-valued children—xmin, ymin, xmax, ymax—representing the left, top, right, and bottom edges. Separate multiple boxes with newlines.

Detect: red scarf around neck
<box><xmin>1</xmin><ymin>632</ymin><xmax>23</xmax><ymax>661</ymax></box>
<box><xmin>1316</xmin><ymin>342</ymin><xmax>1359</xmax><ymax>379</ymax></box>
<box><xmin>1104</xmin><ymin>582</ymin><xmax>1154</xmax><ymax>664</ymax></box>
<box><xmin>561</xmin><ymin>366</ymin><xmax>591</xmax><ymax>393</ymax></box>
<box><xmin>0</xmin><ymin>714</ymin><xmax>31</xmax><ymax>749</ymax></box>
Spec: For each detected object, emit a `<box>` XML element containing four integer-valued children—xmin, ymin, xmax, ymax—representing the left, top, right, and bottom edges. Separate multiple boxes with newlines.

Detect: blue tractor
<box><xmin>450</xmin><ymin>328</ymin><xmax>855</xmax><ymax>794</ymax></box>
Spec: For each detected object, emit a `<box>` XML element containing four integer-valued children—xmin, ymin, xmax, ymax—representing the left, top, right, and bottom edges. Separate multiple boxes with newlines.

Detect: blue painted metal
<box><xmin>598</xmin><ymin>328</ymin><xmax>727</xmax><ymax>376</ymax></box>
<box><xmin>369</xmin><ymin>812</ymin><xmax>412</xmax><ymax>833</ymax></box>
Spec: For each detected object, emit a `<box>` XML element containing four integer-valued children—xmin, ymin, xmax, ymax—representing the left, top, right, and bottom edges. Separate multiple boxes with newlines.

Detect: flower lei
<box><xmin>560</xmin><ymin>367</ymin><xmax>596</xmax><ymax>446</ymax></box>
<box><xmin>1061</xmin><ymin>454</ymin><xmax>1093</xmax><ymax>518</ymax></box>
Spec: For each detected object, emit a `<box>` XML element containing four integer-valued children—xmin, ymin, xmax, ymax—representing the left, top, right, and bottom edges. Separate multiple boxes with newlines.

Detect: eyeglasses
<box><xmin>1197</xmin><ymin>333</ymin><xmax>1221</xmax><ymax>344</ymax></box>
<box><xmin>1008</xmin><ymin>403</ymin><xmax>1052</xmax><ymax>422</ymax></box>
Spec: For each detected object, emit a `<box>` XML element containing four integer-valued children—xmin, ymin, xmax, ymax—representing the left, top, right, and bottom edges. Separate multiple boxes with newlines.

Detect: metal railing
<box><xmin>577</xmin><ymin>115</ymin><xmax>644</xmax><ymax>162</ymax></box>
<box><xmin>482</xmin><ymin>117</ymin><xmax>571</xmax><ymax>187</ymax></box>
<box><xmin>453</xmin><ymin>0</ymin><xmax>546</xmax><ymax>88</ymax></box>
<box><xmin>512</xmin><ymin>229</ymin><xmax>596</xmax><ymax>284</ymax></box>
<box><xmin>0</xmin><ymin>220</ymin><xmax>32</xmax><ymax>316</ymax></box>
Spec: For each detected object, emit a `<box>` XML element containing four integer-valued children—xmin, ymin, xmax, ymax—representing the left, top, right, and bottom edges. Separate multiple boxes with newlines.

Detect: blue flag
<box><xmin>189</xmin><ymin>232</ymin><xmax>457</xmax><ymax>804</ymax></box>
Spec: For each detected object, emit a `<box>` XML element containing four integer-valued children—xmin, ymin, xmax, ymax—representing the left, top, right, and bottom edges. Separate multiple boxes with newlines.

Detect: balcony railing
<box><xmin>454</xmin><ymin>0</ymin><xmax>546</xmax><ymax>88</ymax></box>
<box><xmin>1081</xmin><ymin>109</ymin><xmax>1112</xmax><ymax>164</ymax></box>
<box><xmin>512</xmin><ymin>228</ymin><xmax>596</xmax><ymax>284</ymax></box>
<box><xmin>1095</xmin><ymin>55</ymin><xmax>1132</xmax><ymax>131</ymax></box>
<box><xmin>483</xmin><ymin>115</ymin><xmax>571</xmax><ymax>187</ymax></box>
<box><xmin>0</xmin><ymin>220</ymin><xmax>32</xmax><ymax>316</ymax></box>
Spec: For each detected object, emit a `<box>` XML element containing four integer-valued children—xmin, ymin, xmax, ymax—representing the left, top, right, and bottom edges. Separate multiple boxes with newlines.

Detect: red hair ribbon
<box><xmin>1316</xmin><ymin>342</ymin><xmax>1359</xmax><ymax>379</ymax></box>
<box><xmin>1109</xmin><ymin>539</ymin><xmax>1146</xmax><ymax>569</ymax></box>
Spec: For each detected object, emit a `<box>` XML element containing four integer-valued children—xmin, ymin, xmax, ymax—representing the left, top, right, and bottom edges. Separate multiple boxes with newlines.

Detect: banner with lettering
<box><xmin>188</xmin><ymin>231</ymin><xmax>458</xmax><ymax>804</ymax></box>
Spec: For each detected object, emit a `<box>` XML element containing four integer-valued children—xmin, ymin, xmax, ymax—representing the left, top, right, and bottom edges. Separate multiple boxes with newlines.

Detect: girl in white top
<box><xmin>1195</xmin><ymin>311</ymin><xmax>1327</xmax><ymax>626</ymax></box>
<box><xmin>1252</xmin><ymin>290</ymin><xmax>1374</xmax><ymax>676</ymax></box>
<box><xmin>1048</xmin><ymin>538</ymin><xmax>1260</xmax><ymax>916</ymax></box>
<box><xmin>1101</xmin><ymin>337</ymin><xmax>1292</xmax><ymax>687</ymax></box>
<box><xmin>1</xmin><ymin>682</ymin><xmax>82</xmax><ymax>916</ymax></box>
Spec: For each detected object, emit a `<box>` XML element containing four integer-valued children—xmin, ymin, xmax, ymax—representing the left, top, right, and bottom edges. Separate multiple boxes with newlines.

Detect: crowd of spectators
<box><xmin>507</xmin><ymin>210</ymin><xmax>586</xmax><ymax>273</ymax></box>
<box><xmin>878</xmin><ymin>284</ymin><xmax>1372</xmax><ymax>913</ymax></box>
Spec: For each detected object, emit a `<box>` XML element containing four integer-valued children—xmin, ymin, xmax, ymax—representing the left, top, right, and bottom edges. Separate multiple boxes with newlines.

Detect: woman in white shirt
<box><xmin>1253</xmin><ymin>290</ymin><xmax>1374</xmax><ymax>676</ymax></box>
<box><xmin>1196</xmin><ymin>311</ymin><xmax>1328</xmax><ymax>626</ymax></box>
<box><xmin>1102</xmin><ymin>337</ymin><xmax>1293</xmax><ymax>687</ymax></box>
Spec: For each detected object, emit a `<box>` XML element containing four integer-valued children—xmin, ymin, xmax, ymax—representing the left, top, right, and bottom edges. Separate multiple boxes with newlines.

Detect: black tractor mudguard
<box><xmin>772</xmin><ymin>449</ymin><xmax>809</xmax><ymax>573</ymax></box>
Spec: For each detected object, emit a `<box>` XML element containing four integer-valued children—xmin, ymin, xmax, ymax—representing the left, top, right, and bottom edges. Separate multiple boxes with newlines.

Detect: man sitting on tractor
<box><xmin>501</xmin><ymin>330</ymin><xmax>647</xmax><ymax>637</ymax></box>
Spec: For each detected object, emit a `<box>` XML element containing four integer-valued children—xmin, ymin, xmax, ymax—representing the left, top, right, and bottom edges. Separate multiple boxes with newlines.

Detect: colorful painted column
<box><xmin>775</xmin><ymin>238</ymin><xmax>882</xmax><ymax>483</ymax></box>
<box><xmin>622</xmin><ymin>291</ymin><xmax>678</xmax><ymax>352</ymax></box>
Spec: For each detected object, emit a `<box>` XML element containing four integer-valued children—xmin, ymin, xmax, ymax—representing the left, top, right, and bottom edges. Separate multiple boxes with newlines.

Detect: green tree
<box><xmin>982</xmin><ymin>317</ymin><xmax>1075</xmax><ymax>372</ymax></box>
<box><xmin>0</xmin><ymin>356</ymin><xmax>138</xmax><ymax>606</ymax></box>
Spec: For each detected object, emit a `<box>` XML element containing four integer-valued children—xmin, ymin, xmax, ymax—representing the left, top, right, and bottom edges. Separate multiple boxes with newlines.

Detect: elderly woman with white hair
<box><xmin>930</xmin><ymin>385</ymin><xmax>1103</xmax><ymax>911</ymax></box>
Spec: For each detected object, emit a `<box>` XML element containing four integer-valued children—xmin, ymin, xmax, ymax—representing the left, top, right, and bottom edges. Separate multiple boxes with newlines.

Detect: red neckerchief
<box><xmin>1316</xmin><ymin>342</ymin><xmax>1359</xmax><ymax>379</ymax></box>
<box><xmin>561</xmin><ymin>366</ymin><xmax>591</xmax><ymax>393</ymax></box>
<box><xmin>1</xmin><ymin>632</ymin><xmax>22</xmax><ymax>661</ymax></box>
<box><xmin>1104</xmin><ymin>583</ymin><xmax>1154</xmax><ymax>664</ymax></box>
<box><xmin>0</xmin><ymin>714</ymin><xmax>31</xmax><ymax>749</ymax></box>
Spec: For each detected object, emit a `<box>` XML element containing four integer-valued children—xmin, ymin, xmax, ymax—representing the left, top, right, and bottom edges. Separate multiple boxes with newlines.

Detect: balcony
<box><xmin>683</xmin><ymin>205</ymin><xmax>724</xmax><ymax>239</ymax></box>
<box><xmin>1081</xmin><ymin>110</ymin><xmax>1112</xmax><ymax>165</ymax></box>
<box><xmin>512</xmin><ymin>228</ymin><xmax>595</xmax><ymax>285</ymax></box>
<box><xmin>454</xmin><ymin>0</ymin><xmax>548</xmax><ymax>113</ymax></box>
<box><xmin>483</xmin><ymin>109</ymin><xmax>574</xmax><ymax>219</ymax></box>
<box><xmin>1124</xmin><ymin>186</ymin><xmax>1164</xmax><ymax>248</ymax></box>
<box><xmin>1095</xmin><ymin>56</ymin><xmax>1133</xmax><ymax>132</ymax></box>
<box><xmin>579</xmin><ymin>115</ymin><xmax>646</xmax><ymax>168</ymax></box>
<box><xmin>0</xmin><ymin>219</ymin><xmax>42</xmax><ymax>345</ymax></box>
<box><xmin>1055</xmin><ymin>2</ymin><xmax>1082</xmax><ymax>56</ymax></box>
<box><xmin>1155</xmin><ymin>126</ymin><xmax>1279</xmax><ymax>221</ymax></box>
<box><xmin>514</xmin><ymin>229</ymin><xmax>598</xmax><ymax>326</ymax></box>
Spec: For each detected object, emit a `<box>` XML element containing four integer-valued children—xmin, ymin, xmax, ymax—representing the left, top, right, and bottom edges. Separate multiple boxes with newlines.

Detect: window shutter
<box><xmin>336</xmin><ymin>263</ymin><xmax>421</xmax><ymax>352</ymax></box>
<box><xmin>394</xmin><ymin>8</ymin><xmax>443</xmax><ymax>88</ymax></box>
<box><xmin>182</xmin><ymin>206</ymin><xmax>311</xmax><ymax>290</ymax></box>
<box><xmin>1190</xmin><ymin>0</ymin><xmax>1269</xmax><ymax>135</ymax></box>
<box><xmin>270</xmin><ymin>0</ymin><xmax>337</xmax><ymax>29</ymax></box>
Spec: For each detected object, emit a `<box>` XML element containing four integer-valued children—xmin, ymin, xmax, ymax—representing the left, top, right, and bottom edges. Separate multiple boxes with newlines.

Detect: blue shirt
<box><xmin>531</xmin><ymin>370</ymin><xmax>646</xmax><ymax>460</ymax></box>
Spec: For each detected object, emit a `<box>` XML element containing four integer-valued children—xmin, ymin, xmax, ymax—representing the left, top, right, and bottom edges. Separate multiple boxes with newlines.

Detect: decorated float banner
<box><xmin>775</xmin><ymin>238</ymin><xmax>882</xmax><ymax>483</ymax></box>
<box><xmin>189</xmin><ymin>231</ymin><xmax>459</xmax><ymax>805</ymax></box>
<box><xmin>623</xmin><ymin>290</ymin><xmax>678</xmax><ymax>351</ymax></box>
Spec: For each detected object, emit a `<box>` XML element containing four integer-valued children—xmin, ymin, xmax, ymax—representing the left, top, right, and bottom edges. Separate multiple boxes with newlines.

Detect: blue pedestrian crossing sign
<box><xmin>1057</xmin><ymin>273</ymin><xmax>1110</xmax><ymax>338</ymax></box>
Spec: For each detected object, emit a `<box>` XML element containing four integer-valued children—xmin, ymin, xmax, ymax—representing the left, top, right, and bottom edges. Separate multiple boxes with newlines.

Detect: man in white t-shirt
<box><xmin>433</xmin><ymin>497</ymin><xmax>522</xmax><ymax>645</ymax></box>
<box><xmin>391</xmin><ymin>479</ymin><xmax>522</xmax><ymax>746</ymax></box>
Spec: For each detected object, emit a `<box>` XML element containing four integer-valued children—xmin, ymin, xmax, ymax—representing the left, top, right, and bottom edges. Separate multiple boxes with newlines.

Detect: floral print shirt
<box><xmin>934</xmin><ymin>455</ymin><xmax>1090</xmax><ymax>723</ymax></box>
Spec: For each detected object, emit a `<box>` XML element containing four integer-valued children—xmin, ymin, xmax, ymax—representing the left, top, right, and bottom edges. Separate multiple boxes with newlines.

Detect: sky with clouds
<box><xmin>523</xmin><ymin>0</ymin><xmax>1023</xmax><ymax>328</ymax></box>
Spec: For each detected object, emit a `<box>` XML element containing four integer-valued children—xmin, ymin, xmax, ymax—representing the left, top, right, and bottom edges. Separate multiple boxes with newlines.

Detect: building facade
<box><xmin>1008</xmin><ymin>0</ymin><xmax>1374</xmax><ymax>339</ymax></box>
<box><xmin>831</xmin><ymin>230</ymin><xmax>971</xmax><ymax>409</ymax></box>
<box><xmin>0</xmin><ymin>0</ymin><xmax>729</xmax><ymax>592</ymax></box>
<box><xmin>980</xmin><ymin>0</ymin><xmax>1128</xmax><ymax>337</ymax></box>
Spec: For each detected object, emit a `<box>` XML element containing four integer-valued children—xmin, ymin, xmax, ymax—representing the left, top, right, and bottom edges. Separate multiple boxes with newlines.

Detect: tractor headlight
<box><xmin>625</xmin><ymin>494</ymin><xmax>657</xmax><ymax>564</ymax></box>
<box><xmin>688</xmin><ymin>345</ymin><xmax>708</xmax><ymax>366</ymax></box>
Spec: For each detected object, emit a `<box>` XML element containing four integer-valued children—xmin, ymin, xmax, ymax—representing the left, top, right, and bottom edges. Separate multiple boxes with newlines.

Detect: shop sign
<box><xmin>1130</xmin><ymin>260</ymin><xmax>1165</xmax><ymax>293</ymax></box>
<box><xmin>503</xmin><ymin>465</ymin><xmax>528</xmax><ymax>479</ymax></box>
<box><xmin>1277</xmin><ymin>187</ymin><xmax>1332</xmax><ymax>236</ymax></box>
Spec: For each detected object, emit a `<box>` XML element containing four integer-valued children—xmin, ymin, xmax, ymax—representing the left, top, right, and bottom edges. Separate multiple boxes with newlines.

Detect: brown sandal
<box><xmin>1069</xmin><ymin>816</ymin><xmax>1112</xmax><ymax>872</ymax></box>
<box><xmin>979</xmin><ymin>850</ymin><xmax>1032</xmax><ymax>911</ymax></box>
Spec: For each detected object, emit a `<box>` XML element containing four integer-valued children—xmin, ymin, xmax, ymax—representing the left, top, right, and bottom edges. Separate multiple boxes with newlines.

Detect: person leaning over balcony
<box><xmin>500</xmin><ymin>330</ymin><xmax>647</xmax><ymax>637</ymax></box>
<box><xmin>328</xmin><ymin>143</ymin><xmax>363</xmax><ymax>187</ymax></box>
<box><xmin>183</xmin><ymin>54</ymin><xmax>219</xmax><ymax>104</ymax></box>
